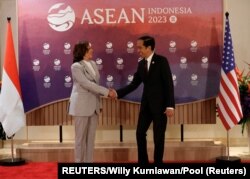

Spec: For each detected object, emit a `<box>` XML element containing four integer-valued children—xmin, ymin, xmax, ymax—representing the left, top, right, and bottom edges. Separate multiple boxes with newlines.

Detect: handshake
<box><xmin>108</xmin><ymin>88</ymin><xmax>117</xmax><ymax>99</ymax></box>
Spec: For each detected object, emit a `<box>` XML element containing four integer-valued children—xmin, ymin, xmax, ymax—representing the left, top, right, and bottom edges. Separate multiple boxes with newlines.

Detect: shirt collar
<box><xmin>145</xmin><ymin>52</ymin><xmax>154</xmax><ymax>66</ymax></box>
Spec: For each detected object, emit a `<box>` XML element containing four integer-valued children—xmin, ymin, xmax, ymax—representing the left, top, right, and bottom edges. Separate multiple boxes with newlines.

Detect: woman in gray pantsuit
<box><xmin>68</xmin><ymin>41</ymin><xmax>113</xmax><ymax>163</ymax></box>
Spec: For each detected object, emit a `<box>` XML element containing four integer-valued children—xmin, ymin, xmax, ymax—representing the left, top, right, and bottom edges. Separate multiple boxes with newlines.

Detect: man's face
<box><xmin>136</xmin><ymin>40</ymin><xmax>150</xmax><ymax>58</ymax></box>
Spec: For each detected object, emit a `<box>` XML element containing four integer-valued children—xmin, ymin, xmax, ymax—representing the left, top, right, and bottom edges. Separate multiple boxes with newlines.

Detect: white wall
<box><xmin>0</xmin><ymin>0</ymin><xmax>18</xmax><ymax>76</ymax></box>
<box><xmin>0</xmin><ymin>0</ymin><xmax>250</xmax><ymax>144</ymax></box>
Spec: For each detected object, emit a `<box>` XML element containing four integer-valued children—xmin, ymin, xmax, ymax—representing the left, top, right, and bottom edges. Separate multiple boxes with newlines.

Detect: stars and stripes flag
<box><xmin>0</xmin><ymin>18</ymin><xmax>26</xmax><ymax>137</ymax></box>
<box><xmin>217</xmin><ymin>12</ymin><xmax>243</xmax><ymax>130</ymax></box>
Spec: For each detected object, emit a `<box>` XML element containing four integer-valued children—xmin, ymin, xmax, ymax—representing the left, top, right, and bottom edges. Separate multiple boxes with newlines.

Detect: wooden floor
<box><xmin>15</xmin><ymin>141</ymin><xmax>226</xmax><ymax>162</ymax></box>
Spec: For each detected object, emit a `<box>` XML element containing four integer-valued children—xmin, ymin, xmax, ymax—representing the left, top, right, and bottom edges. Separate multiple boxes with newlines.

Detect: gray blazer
<box><xmin>68</xmin><ymin>60</ymin><xmax>109</xmax><ymax>116</ymax></box>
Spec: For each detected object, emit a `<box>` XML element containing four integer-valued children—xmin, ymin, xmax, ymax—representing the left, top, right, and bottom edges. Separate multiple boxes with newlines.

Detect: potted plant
<box><xmin>236</xmin><ymin>63</ymin><xmax>250</xmax><ymax>135</ymax></box>
<box><xmin>0</xmin><ymin>80</ymin><xmax>6</xmax><ymax>148</ymax></box>
<box><xmin>0</xmin><ymin>123</ymin><xmax>6</xmax><ymax>140</ymax></box>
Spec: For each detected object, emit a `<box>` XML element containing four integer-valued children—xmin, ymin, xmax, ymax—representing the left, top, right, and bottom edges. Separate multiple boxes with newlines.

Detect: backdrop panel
<box><xmin>18</xmin><ymin>0</ymin><xmax>223</xmax><ymax>112</ymax></box>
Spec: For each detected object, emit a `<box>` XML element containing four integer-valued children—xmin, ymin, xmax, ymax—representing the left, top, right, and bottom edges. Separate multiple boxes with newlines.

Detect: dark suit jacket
<box><xmin>117</xmin><ymin>53</ymin><xmax>175</xmax><ymax>114</ymax></box>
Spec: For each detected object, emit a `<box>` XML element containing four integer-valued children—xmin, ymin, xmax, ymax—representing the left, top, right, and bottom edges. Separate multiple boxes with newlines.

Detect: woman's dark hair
<box><xmin>138</xmin><ymin>35</ymin><xmax>155</xmax><ymax>51</ymax></box>
<box><xmin>73</xmin><ymin>41</ymin><xmax>90</xmax><ymax>63</ymax></box>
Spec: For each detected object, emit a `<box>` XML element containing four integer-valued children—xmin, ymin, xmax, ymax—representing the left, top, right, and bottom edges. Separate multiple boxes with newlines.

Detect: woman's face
<box><xmin>84</xmin><ymin>43</ymin><xmax>93</xmax><ymax>60</ymax></box>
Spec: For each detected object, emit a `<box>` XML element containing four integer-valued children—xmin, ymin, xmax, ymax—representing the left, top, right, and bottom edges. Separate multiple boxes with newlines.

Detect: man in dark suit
<box><xmin>113</xmin><ymin>35</ymin><xmax>175</xmax><ymax>164</ymax></box>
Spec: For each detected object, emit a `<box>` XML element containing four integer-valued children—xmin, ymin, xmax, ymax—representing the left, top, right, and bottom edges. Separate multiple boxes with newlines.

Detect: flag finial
<box><xmin>225</xmin><ymin>12</ymin><xmax>229</xmax><ymax>18</ymax></box>
<box><xmin>7</xmin><ymin>17</ymin><xmax>11</xmax><ymax>22</ymax></box>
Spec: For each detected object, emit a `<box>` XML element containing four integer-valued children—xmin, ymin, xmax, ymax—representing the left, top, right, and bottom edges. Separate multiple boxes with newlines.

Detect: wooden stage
<box><xmin>16</xmin><ymin>141</ymin><xmax>226</xmax><ymax>162</ymax></box>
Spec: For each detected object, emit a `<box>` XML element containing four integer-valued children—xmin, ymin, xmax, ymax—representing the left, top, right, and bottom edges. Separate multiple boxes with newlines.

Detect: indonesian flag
<box><xmin>0</xmin><ymin>18</ymin><xmax>25</xmax><ymax>137</ymax></box>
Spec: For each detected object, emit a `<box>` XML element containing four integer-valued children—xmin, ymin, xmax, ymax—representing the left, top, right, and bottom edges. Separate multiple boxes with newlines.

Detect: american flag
<box><xmin>217</xmin><ymin>13</ymin><xmax>243</xmax><ymax>130</ymax></box>
<box><xmin>218</xmin><ymin>13</ymin><xmax>243</xmax><ymax>130</ymax></box>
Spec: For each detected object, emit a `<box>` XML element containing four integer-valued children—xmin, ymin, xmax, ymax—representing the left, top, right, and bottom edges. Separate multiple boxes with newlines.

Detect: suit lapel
<box><xmin>148</xmin><ymin>54</ymin><xmax>156</xmax><ymax>75</ymax></box>
<box><xmin>80</xmin><ymin>61</ymin><xmax>98</xmax><ymax>83</ymax></box>
<box><xmin>90</xmin><ymin>61</ymin><xmax>99</xmax><ymax>82</ymax></box>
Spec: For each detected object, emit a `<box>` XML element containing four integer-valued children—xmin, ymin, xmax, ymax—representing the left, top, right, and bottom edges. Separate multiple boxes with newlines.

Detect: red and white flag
<box><xmin>217</xmin><ymin>13</ymin><xmax>243</xmax><ymax>130</ymax></box>
<box><xmin>0</xmin><ymin>18</ymin><xmax>25</xmax><ymax>137</ymax></box>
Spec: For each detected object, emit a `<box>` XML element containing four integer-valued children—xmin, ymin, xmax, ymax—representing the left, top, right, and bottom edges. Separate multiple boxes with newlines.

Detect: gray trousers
<box><xmin>74</xmin><ymin>113</ymin><xmax>98</xmax><ymax>163</ymax></box>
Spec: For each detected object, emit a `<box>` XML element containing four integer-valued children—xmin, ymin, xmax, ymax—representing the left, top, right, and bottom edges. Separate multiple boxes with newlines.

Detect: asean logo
<box><xmin>47</xmin><ymin>3</ymin><xmax>75</xmax><ymax>32</ymax></box>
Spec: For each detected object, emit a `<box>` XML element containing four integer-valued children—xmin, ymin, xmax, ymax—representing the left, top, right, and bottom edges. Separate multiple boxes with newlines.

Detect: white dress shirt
<box><xmin>145</xmin><ymin>52</ymin><xmax>154</xmax><ymax>70</ymax></box>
